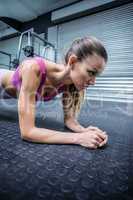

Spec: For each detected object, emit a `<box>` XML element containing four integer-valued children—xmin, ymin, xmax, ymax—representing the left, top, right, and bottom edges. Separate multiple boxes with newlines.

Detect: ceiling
<box><xmin>0</xmin><ymin>0</ymin><xmax>80</xmax><ymax>22</ymax></box>
<box><xmin>0</xmin><ymin>0</ymin><xmax>80</xmax><ymax>38</ymax></box>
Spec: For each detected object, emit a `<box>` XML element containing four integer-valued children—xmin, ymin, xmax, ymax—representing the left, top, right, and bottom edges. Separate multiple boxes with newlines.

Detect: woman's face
<box><xmin>69</xmin><ymin>54</ymin><xmax>106</xmax><ymax>91</ymax></box>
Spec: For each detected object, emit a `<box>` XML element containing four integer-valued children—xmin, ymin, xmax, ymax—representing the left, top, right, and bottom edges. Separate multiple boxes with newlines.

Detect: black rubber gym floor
<box><xmin>0</xmin><ymin>98</ymin><xmax>133</xmax><ymax>200</ymax></box>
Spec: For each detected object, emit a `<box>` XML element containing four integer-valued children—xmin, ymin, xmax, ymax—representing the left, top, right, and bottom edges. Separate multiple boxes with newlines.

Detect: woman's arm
<box><xmin>64</xmin><ymin>118</ymin><xmax>86</xmax><ymax>132</ymax></box>
<box><xmin>62</xmin><ymin>91</ymin><xmax>107</xmax><ymax>134</ymax></box>
<box><xmin>18</xmin><ymin>60</ymin><xmax>108</xmax><ymax>149</ymax></box>
<box><xmin>62</xmin><ymin>90</ymin><xmax>86</xmax><ymax>133</ymax></box>
<box><xmin>18</xmin><ymin>60</ymin><xmax>79</xmax><ymax>144</ymax></box>
<box><xmin>62</xmin><ymin>88</ymin><xmax>108</xmax><ymax>138</ymax></box>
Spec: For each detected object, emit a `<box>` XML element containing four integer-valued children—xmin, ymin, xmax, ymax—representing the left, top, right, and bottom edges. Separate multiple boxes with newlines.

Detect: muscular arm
<box><xmin>18</xmin><ymin>61</ymin><xmax>79</xmax><ymax>144</ymax></box>
<box><xmin>17</xmin><ymin>60</ymin><xmax>108</xmax><ymax>149</ymax></box>
<box><xmin>62</xmin><ymin>89</ymin><xmax>86</xmax><ymax>133</ymax></box>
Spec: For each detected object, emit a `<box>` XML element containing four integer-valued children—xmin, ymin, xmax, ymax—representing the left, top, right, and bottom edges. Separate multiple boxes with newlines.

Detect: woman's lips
<box><xmin>83</xmin><ymin>84</ymin><xmax>89</xmax><ymax>88</ymax></box>
<box><xmin>77</xmin><ymin>83</ymin><xmax>90</xmax><ymax>90</ymax></box>
<box><xmin>80</xmin><ymin>85</ymin><xmax>89</xmax><ymax>90</ymax></box>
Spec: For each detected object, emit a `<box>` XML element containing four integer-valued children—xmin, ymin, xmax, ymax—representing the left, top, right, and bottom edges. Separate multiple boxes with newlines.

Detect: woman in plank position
<box><xmin>0</xmin><ymin>36</ymin><xmax>108</xmax><ymax>149</ymax></box>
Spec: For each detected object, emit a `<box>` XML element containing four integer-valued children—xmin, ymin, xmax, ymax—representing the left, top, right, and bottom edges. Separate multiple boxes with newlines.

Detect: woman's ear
<box><xmin>68</xmin><ymin>54</ymin><xmax>78</xmax><ymax>67</ymax></box>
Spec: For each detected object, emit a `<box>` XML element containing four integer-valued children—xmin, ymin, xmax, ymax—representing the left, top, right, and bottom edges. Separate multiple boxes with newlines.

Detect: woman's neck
<box><xmin>48</xmin><ymin>63</ymin><xmax>73</xmax><ymax>87</ymax></box>
<box><xmin>58</xmin><ymin>64</ymin><xmax>73</xmax><ymax>86</ymax></box>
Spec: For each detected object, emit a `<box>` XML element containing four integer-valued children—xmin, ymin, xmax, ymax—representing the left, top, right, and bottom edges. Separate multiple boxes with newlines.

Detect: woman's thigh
<box><xmin>0</xmin><ymin>68</ymin><xmax>13</xmax><ymax>99</ymax></box>
<box><xmin>0</xmin><ymin>86</ymin><xmax>13</xmax><ymax>99</ymax></box>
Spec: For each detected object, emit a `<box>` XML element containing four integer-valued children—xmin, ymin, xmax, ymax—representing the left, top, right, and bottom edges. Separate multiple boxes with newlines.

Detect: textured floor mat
<box><xmin>0</xmin><ymin>99</ymin><xmax>133</xmax><ymax>200</ymax></box>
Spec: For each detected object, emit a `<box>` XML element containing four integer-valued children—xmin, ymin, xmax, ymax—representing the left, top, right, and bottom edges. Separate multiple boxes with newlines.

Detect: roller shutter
<box><xmin>57</xmin><ymin>3</ymin><xmax>133</xmax><ymax>103</ymax></box>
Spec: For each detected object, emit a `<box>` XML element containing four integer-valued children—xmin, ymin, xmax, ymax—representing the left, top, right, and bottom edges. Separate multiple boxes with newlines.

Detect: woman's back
<box><xmin>0</xmin><ymin>57</ymin><xmax>66</xmax><ymax>101</ymax></box>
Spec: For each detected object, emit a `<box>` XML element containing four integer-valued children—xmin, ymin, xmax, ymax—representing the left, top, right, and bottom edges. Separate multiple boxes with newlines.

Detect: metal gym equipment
<box><xmin>13</xmin><ymin>29</ymin><xmax>56</xmax><ymax>68</ymax></box>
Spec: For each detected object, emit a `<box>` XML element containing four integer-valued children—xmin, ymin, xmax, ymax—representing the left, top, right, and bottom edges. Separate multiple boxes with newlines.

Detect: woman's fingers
<box><xmin>95</xmin><ymin>135</ymin><xmax>103</xmax><ymax>143</ymax></box>
<box><xmin>99</xmin><ymin>135</ymin><xmax>108</xmax><ymax>147</ymax></box>
<box><xmin>86</xmin><ymin>126</ymin><xmax>108</xmax><ymax>147</ymax></box>
<box><xmin>96</xmin><ymin>131</ymin><xmax>107</xmax><ymax>140</ymax></box>
<box><xmin>91</xmin><ymin>130</ymin><xmax>108</xmax><ymax>147</ymax></box>
<box><xmin>78</xmin><ymin>131</ymin><xmax>108</xmax><ymax>149</ymax></box>
<box><xmin>93</xmin><ymin>140</ymin><xmax>100</xmax><ymax>148</ymax></box>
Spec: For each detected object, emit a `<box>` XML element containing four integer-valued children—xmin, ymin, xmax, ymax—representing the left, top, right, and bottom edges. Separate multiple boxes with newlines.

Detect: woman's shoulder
<box><xmin>21</xmin><ymin>57</ymin><xmax>59</xmax><ymax>72</ymax></box>
<box><xmin>19</xmin><ymin>57</ymin><xmax>44</xmax><ymax>77</ymax></box>
<box><xmin>19</xmin><ymin>57</ymin><xmax>63</xmax><ymax>82</ymax></box>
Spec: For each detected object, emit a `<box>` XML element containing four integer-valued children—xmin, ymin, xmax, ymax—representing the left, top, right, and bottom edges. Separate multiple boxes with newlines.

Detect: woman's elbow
<box><xmin>20</xmin><ymin>130</ymin><xmax>30</xmax><ymax>141</ymax></box>
<box><xmin>20</xmin><ymin>127</ymin><xmax>35</xmax><ymax>141</ymax></box>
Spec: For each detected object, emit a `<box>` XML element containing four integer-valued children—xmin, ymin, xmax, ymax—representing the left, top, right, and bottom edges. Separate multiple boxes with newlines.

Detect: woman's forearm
<box><xmin>64</xmin><ymin>118</ymin><xmax>86</xmax><ymax>132</ymax></box>
<box><xmin>22</xmin><ymin>126</ymin><xmax>79</xmax><ymax>145</ymax></box>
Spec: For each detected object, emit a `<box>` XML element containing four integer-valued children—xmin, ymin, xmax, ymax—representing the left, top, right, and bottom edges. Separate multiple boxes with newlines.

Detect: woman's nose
<box><xmin>89</xmin><ymin>77</ymin><xmax>96</xmax><ymax>85</ymax></box>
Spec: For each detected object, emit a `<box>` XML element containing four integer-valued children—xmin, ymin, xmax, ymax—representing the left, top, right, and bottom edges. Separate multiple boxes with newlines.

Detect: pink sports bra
<box><xmin>11</xmin><ymin>57</ymin><xmax>66</xmax><ymax>101</ymax></box>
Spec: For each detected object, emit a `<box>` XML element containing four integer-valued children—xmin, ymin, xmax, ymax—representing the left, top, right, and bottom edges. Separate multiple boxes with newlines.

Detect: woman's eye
<box><xmin>87</xmin><ymin>70</ymin><xmax>96</xmax><ymax>76</ymax></box>
<box><xmin>87</xmin><ymin>70</ymin><xmax>101</xmax><ymax>77</ymax></box>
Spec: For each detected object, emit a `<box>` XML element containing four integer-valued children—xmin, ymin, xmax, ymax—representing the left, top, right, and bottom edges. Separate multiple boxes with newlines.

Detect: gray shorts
<box><xmin>0</xmin><ymin>68</ymin><xmax>13</xmax><ymax>99</ymax></box>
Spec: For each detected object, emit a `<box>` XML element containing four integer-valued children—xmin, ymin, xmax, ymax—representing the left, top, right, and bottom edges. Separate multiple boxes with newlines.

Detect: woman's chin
<box><xmin>78</xmin><ymin>85</ymin><xmax>85</xmax><ymax>91</ymax></box>
<box><xmin>73</xmin><ymin>83</ymin><xmax>85</xmax><ymax>91</ymax></box>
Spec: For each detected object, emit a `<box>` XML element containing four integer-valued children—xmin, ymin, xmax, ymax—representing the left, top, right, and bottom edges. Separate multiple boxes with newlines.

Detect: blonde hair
<box><xmin>64</xmin><ymin>36</ymin><xmax>108</xmax><ymax>117</ymax></box>
<box><xmin>63</xmin><ymin>84</ymin><xmax>85</xmax><ymax>118</ymax></box>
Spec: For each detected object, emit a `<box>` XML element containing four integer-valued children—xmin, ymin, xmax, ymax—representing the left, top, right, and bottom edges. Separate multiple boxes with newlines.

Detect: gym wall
<box><xmin>48</xmin><ymin>2</ymin><xmax>133</xmax><ymax>103</ymax></box>
<box><xmin>0</xmin><ymin>1</ymin><xmax>132</xmax><ymax>103</ymax></box>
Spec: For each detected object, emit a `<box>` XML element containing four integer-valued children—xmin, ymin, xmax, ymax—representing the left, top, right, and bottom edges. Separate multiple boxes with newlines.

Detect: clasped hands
<box><xmin>78</xmin><ymin>125</ymin><xmax>108</xmax><ymax>148</ymax></box>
